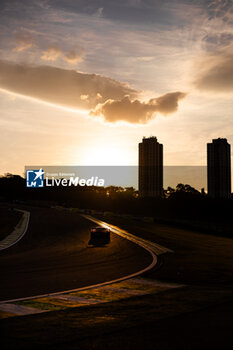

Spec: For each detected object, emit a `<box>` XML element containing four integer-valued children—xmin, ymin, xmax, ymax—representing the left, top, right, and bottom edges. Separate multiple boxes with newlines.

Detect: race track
<box><xmin>0</xmin><ymin>207</ymin><xmax>152</xmax><ymax>301</ymax></box>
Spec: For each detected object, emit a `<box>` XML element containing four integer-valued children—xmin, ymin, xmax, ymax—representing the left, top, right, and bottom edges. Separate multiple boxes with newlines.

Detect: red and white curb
<box><xmin>0</xmin><ymin>277</ymin><xmax>183</xmax><ymax>318</ymax></box>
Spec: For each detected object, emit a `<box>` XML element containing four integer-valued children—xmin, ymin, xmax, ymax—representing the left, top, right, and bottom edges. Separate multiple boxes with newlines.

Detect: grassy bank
<box><xmin>1</xmin><ymin>285</ymin><xmax>233</xmax><ymax>349</ymax></box>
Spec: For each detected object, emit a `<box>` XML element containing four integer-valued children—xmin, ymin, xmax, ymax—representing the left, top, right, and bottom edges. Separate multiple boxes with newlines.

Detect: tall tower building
<box><xmin>139</xmin><ymin>136</ymin><xmax>163</xmax><ymax>197</ymax></box>
<box><xmin>207</xmin><ymin>138</ymin><xmax>231</xmax><ymax>198</ymax></box>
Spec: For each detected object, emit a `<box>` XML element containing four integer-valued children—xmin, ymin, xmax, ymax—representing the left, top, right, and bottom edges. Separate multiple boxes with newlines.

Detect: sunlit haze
<box><xmin>1</xmin><ymin>0</ymin><xmax>233</xmax><ymax>177</ymax></box>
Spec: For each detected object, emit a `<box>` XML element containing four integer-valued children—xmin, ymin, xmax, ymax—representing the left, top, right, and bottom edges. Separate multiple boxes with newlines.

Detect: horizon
<box><xmin>1</xmin><ymin>165</ymin><xmax>209</xmax><ymax>191</ymax></box>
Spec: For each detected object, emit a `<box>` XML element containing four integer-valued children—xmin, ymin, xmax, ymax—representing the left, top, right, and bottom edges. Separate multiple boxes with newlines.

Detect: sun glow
<box><xmin>80</xmin><ymin>144</ymin><xmax>132</xmax><ymax>166</ymax></box>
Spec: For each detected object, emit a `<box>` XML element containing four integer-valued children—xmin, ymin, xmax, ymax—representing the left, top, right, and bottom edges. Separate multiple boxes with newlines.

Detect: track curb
<box><xmin>0</xmin><ymin>209</ymin><xmax>30</xmax><ymax>251</ymax></box>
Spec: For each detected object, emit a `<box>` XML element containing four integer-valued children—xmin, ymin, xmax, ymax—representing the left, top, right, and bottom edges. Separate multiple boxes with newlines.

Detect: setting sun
<box><xmin>80</xmin><ymin>144</ymin><xmax>132</xmax><ymax>166</ymax></box>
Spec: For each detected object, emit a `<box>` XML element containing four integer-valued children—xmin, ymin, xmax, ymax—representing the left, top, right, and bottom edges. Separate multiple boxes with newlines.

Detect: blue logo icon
<box><xmin>26</xmin><ymin>169</ymin><xmax>44</xmax><ymax>188</ymax></box>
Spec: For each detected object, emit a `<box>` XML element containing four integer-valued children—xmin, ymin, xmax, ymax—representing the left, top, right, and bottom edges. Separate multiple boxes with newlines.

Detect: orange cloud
<box><xmin>40</xmin><ymin>45</ymin><xmax>86</xmax><ymax>64</ymax></box>
<box><xmin>14</xmin><ymin>33</ymin><xmax>35</xmax><ymax>52</ymax></box>
<box><xmin>41</xmin><ymin>46</ymin><xmax>62</xmax><ymax>61</ymax></box>
<box><xmin>64</xmin><ymin>46</ymin><xmax>86</xmax><ymax>64</ymax></box>
<box><xmin>0</xmin><ymin>61</ymin><xmax>136</xmax><ymax>110</ymax></box>
<box><xmin>90</xmin><ymin>92</ymin><xmax>186</xmax><ymax>123</ymax></box>
<box><xmin>0</xmin><ymin>61</ymin><xmax>186</xmax><ymax>124</ymax></box>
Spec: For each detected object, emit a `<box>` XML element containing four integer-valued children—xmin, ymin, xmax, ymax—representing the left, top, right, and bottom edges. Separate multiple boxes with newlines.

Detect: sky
<box><xmin>0</xmin><ymin>0</ymin><xmax>233</xmax><ymax>179</ymax></box>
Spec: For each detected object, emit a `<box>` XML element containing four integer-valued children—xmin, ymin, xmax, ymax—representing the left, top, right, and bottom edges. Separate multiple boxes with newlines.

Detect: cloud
<box><xmin>0</xmin><ymin>60</ymin><xmax>136</xmax><ymax>110</ymax></box>
<box><xmin>0</xmin><ymin>61</ymin><xmax>186</xmax><ymax>124</ymax></box>
<box><xmin>136</xmin><ymin>56</ymin><xmax>155</xmax><ymax>62</ymax></box>
<box><xmin>94</xmin><ymin>7</ymin><xmax>104</xmax><ymax>18</ymax></box>
<box><xmin>14</xmin><ymin>33</ymin><xmax>35</xmax><ymax>52</ymax></box>
<box><xmin>41</xmin><ymin>45</ymin><xmax>86</xmax><ymax>64</ymax></box>
<box><xmin>64</xmin><ymin>46</ymin><xmax>86</xmax><ymax>64</ymax></box>
<box><xmin>193</xmin><ymin>53</ymin><xmax>233</xmax><ymax>92</ymax></box>
<box><xmin>90</xmin><ymin>92</ymin><xmax>186</xmax><ymax>123</ymax></box>
<box><xmin>41</xmin><ymin>46</ymin><xmax>62</xmax><ymax>61</ymax></box>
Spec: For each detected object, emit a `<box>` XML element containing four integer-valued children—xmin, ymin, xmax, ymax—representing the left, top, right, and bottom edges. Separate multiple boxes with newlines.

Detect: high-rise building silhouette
<box><xmin>138</xmin><ymin>136</ymin><xmax>163</xmax><ymax>197</ymax></box>
<box><xmin>207</xmin><ymin>138</ymin><xmax>231</xmax><ymax>198</ymax></box>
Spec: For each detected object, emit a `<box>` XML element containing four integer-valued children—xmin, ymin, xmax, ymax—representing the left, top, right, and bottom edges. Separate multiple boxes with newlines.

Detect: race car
<box><xmin>89</xmin><ymin>226</ymin><xmax>111</xmax><ymax>244</ymax></box>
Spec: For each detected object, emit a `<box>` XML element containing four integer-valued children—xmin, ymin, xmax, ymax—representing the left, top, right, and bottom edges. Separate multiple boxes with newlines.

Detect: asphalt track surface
<box><xmin>0</xmin><ymin>207</ymin><xmax>152</xmax><ymax>302</ymax></box>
